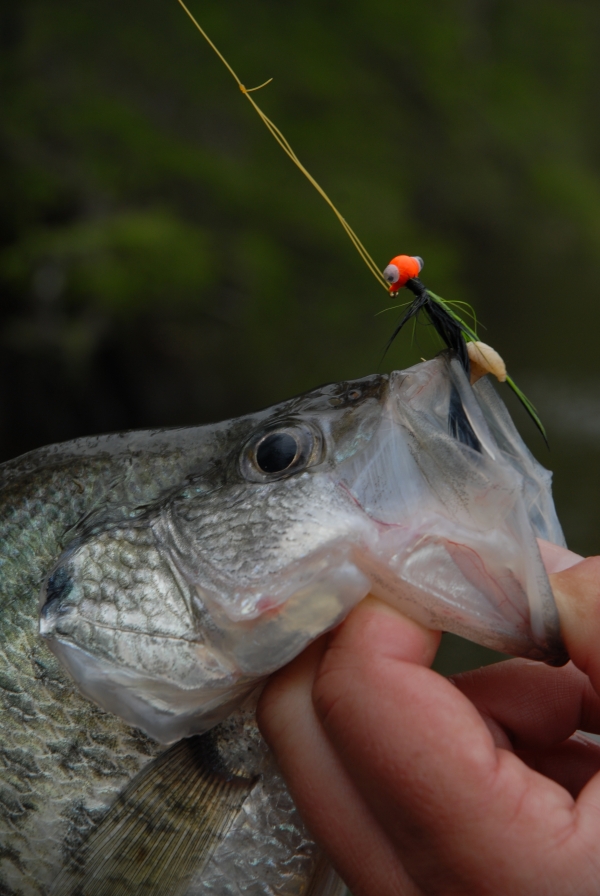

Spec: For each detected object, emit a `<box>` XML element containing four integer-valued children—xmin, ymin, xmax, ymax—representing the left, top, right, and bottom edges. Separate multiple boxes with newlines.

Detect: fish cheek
<box><xmin>159</xmin><ymin>474</ymin><xmax>373</xmax><ymax>677</ymax></box>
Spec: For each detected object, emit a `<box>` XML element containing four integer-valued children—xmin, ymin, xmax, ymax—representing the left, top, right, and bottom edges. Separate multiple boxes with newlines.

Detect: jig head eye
<box><xmin>383</xmin><ymin>263</ymin><xmax>400</xmax><ymax>285</ymax></box>
<box><xmin>383</xmin><ymin>255</ymin><xmax>424</xmax><ymax>292</ymax></box>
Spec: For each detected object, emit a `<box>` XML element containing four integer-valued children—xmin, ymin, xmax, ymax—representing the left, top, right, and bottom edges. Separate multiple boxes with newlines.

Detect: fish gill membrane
<box><xmin>38</xmin><ymin>354</ymin><xmax>566</xmax><ymax>744</ymax></box>
<box><xmin>0</xmin><ymin>352</ymin><xmax>566</xmax><ymax>895</ymax></box>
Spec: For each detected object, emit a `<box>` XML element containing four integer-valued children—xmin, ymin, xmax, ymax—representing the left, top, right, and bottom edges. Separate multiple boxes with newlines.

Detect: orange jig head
<box><xmin>383</xmin><ymin>255</ymin><xmax>423</xmax><ymax>293</ymax></box>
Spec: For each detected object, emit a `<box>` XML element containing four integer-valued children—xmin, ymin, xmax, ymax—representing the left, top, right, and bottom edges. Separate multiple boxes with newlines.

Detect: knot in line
<box><xmin>240</xmin><ymin>78</ymin><xmax>273</xmax><ymax>94</ymax></box>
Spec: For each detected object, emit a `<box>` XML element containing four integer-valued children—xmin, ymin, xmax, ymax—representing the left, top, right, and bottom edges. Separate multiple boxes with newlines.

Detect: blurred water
<box><xmin>520</xmin><ymin>374</ymin><xmax>600</xmax><ymax>558</ymax></box>
<box><xmin>531</xmin><ymin>377</ymin><xmax>600</xmax><ymax>445</ymax></box>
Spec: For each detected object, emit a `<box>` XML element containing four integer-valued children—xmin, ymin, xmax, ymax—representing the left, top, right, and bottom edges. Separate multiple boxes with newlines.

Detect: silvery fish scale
<box><xmin>0</xmin><ymin>354</ymin><xmax>565</xmax><ymax>895</ymax></box>
<box><xmin>40</xmin><ymin>355</ymin><xmax>565</xmax><ymax>745</ymax></box>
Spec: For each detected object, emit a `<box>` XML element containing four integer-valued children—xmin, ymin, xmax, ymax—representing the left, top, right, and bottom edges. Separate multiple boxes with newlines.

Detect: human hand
<box><xmin>257</xmin><ymin>543</ymin><xmax>600</xmax><ymax>896</ymax></box>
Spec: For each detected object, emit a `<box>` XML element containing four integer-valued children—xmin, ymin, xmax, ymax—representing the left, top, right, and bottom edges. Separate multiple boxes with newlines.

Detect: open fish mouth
<box><xmin>39</xmin><ymin>355</ymin><xmax>566</xmax><ymax>744</ymax></box>
<box><xmin>337</xmin><ymin>361</ymin><xmax>564</xmax><ymax>663</ymax></box>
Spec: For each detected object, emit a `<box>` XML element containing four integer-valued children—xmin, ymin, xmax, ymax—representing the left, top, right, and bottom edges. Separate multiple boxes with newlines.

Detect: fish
<box><xmin>0</xmin><ymin>353</ymin><xmax>567</xmax><ymax>895</ymax></box>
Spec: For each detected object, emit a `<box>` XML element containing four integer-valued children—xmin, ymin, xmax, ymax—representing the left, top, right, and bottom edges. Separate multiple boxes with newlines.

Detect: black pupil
<box><xmin>256</xmin><ymin>432</ymin><xmax>299</xmax><ymax>473</ymax></box>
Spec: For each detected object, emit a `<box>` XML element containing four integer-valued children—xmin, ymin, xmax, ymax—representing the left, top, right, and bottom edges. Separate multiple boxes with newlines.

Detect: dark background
<box><xmin>2</xmin><ymin>0</ymin><xmax>600</xmax><ymax>671</ymax></box>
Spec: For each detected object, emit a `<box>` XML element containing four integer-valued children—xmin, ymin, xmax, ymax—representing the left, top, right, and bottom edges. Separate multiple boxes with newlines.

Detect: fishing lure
<box><xmin>382</xmin><ymin>254</ymin><xmax>547</xmax><ymax>441</ymax></box>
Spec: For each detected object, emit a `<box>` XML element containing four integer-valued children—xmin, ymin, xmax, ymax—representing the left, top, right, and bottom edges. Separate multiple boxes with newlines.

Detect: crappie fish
<box><xmin>0</xmin><ymin>354</ymin><xmax>566</xmax><ymax>895</ymax></box>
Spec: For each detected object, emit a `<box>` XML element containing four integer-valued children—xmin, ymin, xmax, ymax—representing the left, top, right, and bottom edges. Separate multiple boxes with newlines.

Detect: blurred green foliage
<box><xmin>2</xmin><ymin>0</ymin><xmax>600</xmax><ymax>599</ymax></box>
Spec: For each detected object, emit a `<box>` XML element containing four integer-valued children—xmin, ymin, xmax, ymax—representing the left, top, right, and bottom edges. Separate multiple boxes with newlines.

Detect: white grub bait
<box><xmin>467</xmin><ymin>340</ymin><xmax>507</xmax><ymax>384</ymax></box>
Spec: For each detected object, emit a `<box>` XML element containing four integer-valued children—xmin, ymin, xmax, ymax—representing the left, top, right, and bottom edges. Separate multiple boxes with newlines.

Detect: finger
<box><xmin>550</xmin><ymin>556</ymin><xmax>600</xmax><ymax>687</ymax></box>
<box><xmin>517</xmin><ymin>733</ymin><xmax>600</xmax><ymax>798</ymax></box>
<box><xmin>312</xmin><ymin>598</ymin><xmax>578</xmax><ymax>892</ymax></box>
<box><xmin>452</xmin><ymin>658</ymin><xmax>600</xmax><ymax>750</ymax></box>
<box><xmin>541</xmin><ymin>554</ymin><xmax>600</xmax><ymax>826</ymax></box>
<box><xmin>537</xmin><ymin>538</ymin><xmax>583</xmax><ymax>574</ymax></box>
<box><xmin>448</xmin><ymin>542</ymin><xmax>599</xmax><ymax>753</ymax></box>
<box><xmin>257</xmin><ymin>629</ymin><xmax>422</xmax><ymax>896</ymax></box>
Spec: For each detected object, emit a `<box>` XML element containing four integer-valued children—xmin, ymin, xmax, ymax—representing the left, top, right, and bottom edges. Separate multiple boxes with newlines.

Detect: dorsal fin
<box><xmin>50</xmin><ymin>735</ymin><xmax>255</xmax><ymax>896</ymax></box>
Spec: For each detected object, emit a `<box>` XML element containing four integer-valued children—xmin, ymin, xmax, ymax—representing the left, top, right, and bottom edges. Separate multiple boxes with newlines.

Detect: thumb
<box><xmin>540</xmin><ymin>540</ymin><xmax>600</xmax><ymax>690</ymax></box>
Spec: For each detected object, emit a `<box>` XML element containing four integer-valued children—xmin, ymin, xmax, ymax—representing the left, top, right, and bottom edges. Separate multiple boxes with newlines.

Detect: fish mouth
<box><xmin>333</xmin><ymin>356</ymin><xmax>566</xmax><ymax>664</ymax></box>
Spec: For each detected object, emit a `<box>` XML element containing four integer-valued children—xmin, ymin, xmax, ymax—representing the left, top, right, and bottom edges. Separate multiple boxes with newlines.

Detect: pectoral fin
<box><xmin>51</xmin><ymin>734</ymin><xmax>255</xmax><ymax>896</ymax></box>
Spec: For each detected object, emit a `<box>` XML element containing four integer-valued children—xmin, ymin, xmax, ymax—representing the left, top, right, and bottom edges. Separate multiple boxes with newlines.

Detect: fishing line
<box><xmin>176</xmin><ymin>0</ymin><xmax>547</xmax><ymax>442</ymax></box>
<box><xmin>175</xmin><ymin>0</ymin><xmax>387</xmax><ymax>290</ymax></box>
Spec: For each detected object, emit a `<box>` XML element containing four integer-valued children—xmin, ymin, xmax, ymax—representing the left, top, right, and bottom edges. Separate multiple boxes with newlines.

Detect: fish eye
<box><xmin>383</xmin><ymin>263</ymin><xmax>400</xmax><ymax>284</ymax></box>
<box><xmin>255</xmin><ymin>432</ymin><xmax>299</xmax><ymax>473</ymax></box>
<box><xmin>240</xmin><ymin>422</ymin><xmax>323</xmax><ymax>482</ymax></box>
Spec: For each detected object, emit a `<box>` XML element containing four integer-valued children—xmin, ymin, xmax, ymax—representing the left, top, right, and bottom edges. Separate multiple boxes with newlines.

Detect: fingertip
<box><xmin>260</xmin><ymin>598</ymin><xmax>441</xmax><ymax>760</ymax></box>
<box><xmin>323</xmin><ymin>596</ymin><xmax>441</xmax><ymax>668</ymax></box>
<box><xmin>311</xmin><ymin>597</ymin><xmax>441</xmax><ymax>731</ymax></box>
<box><xmin>538</xmin><ymin>538</ymin><xmax>583</xmax><ymax>574</ymax></box>
<box><xmin>550</xmin><ymin>556</ymin><xmax>600</xmax><ymax>687</ymax></box>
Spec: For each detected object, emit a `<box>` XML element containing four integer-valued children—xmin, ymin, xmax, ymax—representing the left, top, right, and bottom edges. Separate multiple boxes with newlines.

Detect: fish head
<box><xmin>40</xmin><ymin>355</ymin><xmax>566</xmax><ymax>743</ymax></box>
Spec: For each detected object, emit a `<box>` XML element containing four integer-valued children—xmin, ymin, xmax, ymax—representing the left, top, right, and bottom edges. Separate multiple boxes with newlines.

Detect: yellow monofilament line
<box><xmin>175</xmin><ymin>0</ymin><xmax>388</xmax><ymax>290</ymax></box>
